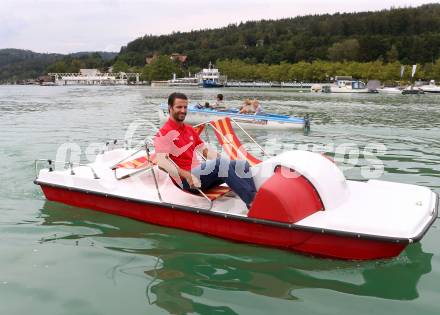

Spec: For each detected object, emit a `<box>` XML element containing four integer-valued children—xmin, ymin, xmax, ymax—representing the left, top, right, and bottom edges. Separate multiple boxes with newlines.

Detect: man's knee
<box><xmin>216</xmin><ymin>157</ymin><xmax>231</xmax><ymax>177</ymax></box>
<box><xmin>231</xmin><ymin>160</ymin><xmax>252</xmax><ymax>178</ymax></box>
<box><xmin>198</xmin><ymin>159</ymin><xmax>218</xmax><ymax>176</ymax></box>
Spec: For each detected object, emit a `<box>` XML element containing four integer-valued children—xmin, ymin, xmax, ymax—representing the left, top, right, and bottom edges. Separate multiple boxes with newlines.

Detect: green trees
<box><xmin>112</xmin><ymin>60</ymin><xmax>129</xmax><ymax>73</ymax></box>
<box><xmin>386</xmin><ymin>45</ymin><xmax>399</xmax><ymax>62</ymax></box>
<box><xmin>216</xmin><ymin>59</ymin><xmax>440</xmax><ymax>83</ymax></box>
<box><xmin>46</xmin><ymin>53</ymin><xmax>108</xmax><ymax>73</ymax></box>
<box><xmin>118</xmin><ymin>4</ymin><xmax>440</xmax><ymax>67</ymax></box>
<box><xmin>141</xmin><ymin>56</ymin><xmax>183</xmax><ymax>81</ymax></box>
<box><xmin>47</xmin><ymin>61</ymin><xmax>67</xmax><ymax>73</ymax></box>
<box><xmin>328</xmin><ymin>39</ymin><xmax>361</xmax><ymax>61</ymax></box>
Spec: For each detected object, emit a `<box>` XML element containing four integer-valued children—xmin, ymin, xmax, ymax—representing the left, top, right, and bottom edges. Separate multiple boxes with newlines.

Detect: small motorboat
<box><xmin>402</xmin><ymin>86</ymin><xmax>425</xmax><ymax>95</ymax></box>
<box><xmin>34</xmin><ymin>117</ymin><xmax>438</xmax><ymax>260</ymax></box>
<box><xmin>158</xmin><ymin>104</ymin><xmax>306</xmax><ymax>130</ymax></box>
<box><xmin>322</xmin><ymin>77</ymin><xmax>377</xmax><ymax>94</ymax></box>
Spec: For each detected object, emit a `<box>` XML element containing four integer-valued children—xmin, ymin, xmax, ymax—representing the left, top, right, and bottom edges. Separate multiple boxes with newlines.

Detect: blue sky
<box><xmin>0</xmin><ymin>0</ymin><xmax>436</xmax><ymax>54</ymax></box>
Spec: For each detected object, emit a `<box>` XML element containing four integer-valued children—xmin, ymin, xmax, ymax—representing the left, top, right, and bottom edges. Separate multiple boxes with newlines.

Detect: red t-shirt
<box><xmin>154</xmin><ymin>118</ymin><xmax>204</xmax><ymax>171</ymax></box>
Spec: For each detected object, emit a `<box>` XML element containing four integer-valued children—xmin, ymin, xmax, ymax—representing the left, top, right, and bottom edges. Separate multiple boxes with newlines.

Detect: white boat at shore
<box><xmin>323</xmin><ymin>77</ymin><xmax>376</xmax><ymax>93</ymax></box>
<box><xmin>158</xmin><ymin>104</ymin><xmax>306</xmax><ymax>130</ymax></box>
<box><xmin>419</xmin><ymin>80</ymin><xmax>440</xmax><ymax>94</ymax></box>
<box><xmin>196</xmin><ymin>62</ymin><xmax>227</xmax><ymax>88</ymax></box>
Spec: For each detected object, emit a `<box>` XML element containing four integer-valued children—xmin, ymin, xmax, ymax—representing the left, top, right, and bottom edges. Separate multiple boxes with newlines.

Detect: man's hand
<box><xmin>201</xmin><ymin>145</ymin><xmax>220</xmax><ymax>160</ymax></box>
<box><xmin>181</xmin><ymin>170</ymin><xmax>201</xmax><ymax>189</ymax></box>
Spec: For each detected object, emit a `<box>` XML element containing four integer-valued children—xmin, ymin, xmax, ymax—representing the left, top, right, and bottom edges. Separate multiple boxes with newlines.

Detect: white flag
<box><xmin>411</xmin><ymin>64</ymin><xmax>417</xmax><ymax>78</ymax></box>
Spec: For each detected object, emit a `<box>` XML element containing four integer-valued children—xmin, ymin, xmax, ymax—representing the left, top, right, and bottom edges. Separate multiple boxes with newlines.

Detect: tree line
<box><xmin>46</xmin><ymin>53</ymin><xmax>112</xmax><ymax>73</ymax></box>
<box><xmin>45</xmin><ymin>53</ymin><xmax>440</xmax><ymax>83</ymax></box>
<box><xmin>116</xmin><ymin>4</ymin><xmax>440</xmax><ymax>68</ymax></box>
<box><xmin>216</xmin><ymin>59</ymin><xmax>440</xmax><ymax>83</ymax></box>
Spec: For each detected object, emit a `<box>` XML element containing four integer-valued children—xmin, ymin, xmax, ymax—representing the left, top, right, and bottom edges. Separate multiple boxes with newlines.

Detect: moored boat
<box><xmin>34</xmin><ymin>117</ymin><xmax>438</xmax><ymax>260</ymax></box>
<box><xmin>158</xmin><ymin>104</ymin><xmax>306</xmax><ymax>130</ymax></box>
<box><xmin>322</xmin><ymin>76</ymin><xmax>377</xmax><ymax>93</ymax></box>
<box><xmin>402</xmin><ymin>86</ymin><xmax>425</xmax><ymax>95</ymax></box>
<box><xmin>419</xmin><ymin>80</ymin><xmax>440</xmax><ymax>94</ymax></box>
<box><xmin>196</xmin><ymin>62</ymin><xmax>227</xmax><ymax>88</ymax></box>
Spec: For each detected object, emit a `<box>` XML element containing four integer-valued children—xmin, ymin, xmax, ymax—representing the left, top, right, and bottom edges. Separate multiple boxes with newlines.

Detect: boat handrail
<box><xmin>145</xmin><ymin>142</ymin><xmax>163</xmax><ymax>203</ymax></box>
<box><xmin>109</xmin><ymin>146</ymin><xmax>145</xmax><ymax>170</ymax></box>
<box><xmin>230</xmin><ymin>118</ymin><xmax>267</xmax><ymax>156</ymax></box>
<box><xmin>107</xmin><ymin>129</ymin><xmax>158</xmax><ymax>169</ymax></box>
<box><xmin>194</xmin><ymin>118</ymin><xmax>268</xmax><ymax>161</ymax></box>
<box><xmin>146</xmin><ymin>142</ymin><xmax>213</xmax><ymax>210</ymax></box>
<box><xmin>34</xmin><ymin>159</ymin><xmax>100</xmax><ymax>179</ymax></box>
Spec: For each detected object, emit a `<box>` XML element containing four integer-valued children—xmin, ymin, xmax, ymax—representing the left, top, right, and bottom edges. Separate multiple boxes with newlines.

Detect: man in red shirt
<box><xmin>154</xmin><ymin>92</ymin><xmax>256</xmax><ymax>208</ymax></box>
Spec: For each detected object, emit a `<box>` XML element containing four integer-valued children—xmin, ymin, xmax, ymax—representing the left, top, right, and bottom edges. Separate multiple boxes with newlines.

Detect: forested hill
<box><xmin>118</xmin><ymin>3</ymin><xmax>440</xmax><ymax>67</ymax></box>
<box><xmin>0</xmin><ymin>49</ymin><xmax>117</xmax><ymax>83</ymax></box>
<box><xmin>0</xmin><ymin>49</ymin><xmax>63</xmax><ymax>82</ymax></box>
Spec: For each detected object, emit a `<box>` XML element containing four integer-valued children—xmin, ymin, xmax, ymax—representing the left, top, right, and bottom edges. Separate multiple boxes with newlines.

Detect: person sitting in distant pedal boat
<box><xmin>251</xmin><ymin>99</ymin><xmax>262</xmax><ymax>114</ymax></box>
<box><xmin>239</xmin><ymin>98</ymin><xmax>255</xmax><ymax>114</ymax></box>
<box><xmin>211</xmin><ymin>93</ymin><xmax>227</xmax><ymax>110</ymax></box>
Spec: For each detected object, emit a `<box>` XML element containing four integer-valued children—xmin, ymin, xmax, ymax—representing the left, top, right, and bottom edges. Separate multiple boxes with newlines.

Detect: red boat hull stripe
<box><xmin>39</xmin><ymin>184</ymin><xmax>407</xmax><ymax>260</ymax></box>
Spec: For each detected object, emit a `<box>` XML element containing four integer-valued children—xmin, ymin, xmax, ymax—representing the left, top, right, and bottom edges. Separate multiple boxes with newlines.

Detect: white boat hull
<box><xmin>330</xmin><ymin>87</ymin><xmax>372</xmax><ymax>93</ymax></box>
<box><xmin>421</xmin><ymin>87</ymin><xmax>440</xmax><ymax>93</ymax></box>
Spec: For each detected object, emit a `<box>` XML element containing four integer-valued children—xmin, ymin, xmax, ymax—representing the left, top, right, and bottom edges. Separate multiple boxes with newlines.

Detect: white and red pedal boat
<box><xmin>34</xmin><ymin>117</ymin><xmax>438</xmax><ymax>260</ymax></box>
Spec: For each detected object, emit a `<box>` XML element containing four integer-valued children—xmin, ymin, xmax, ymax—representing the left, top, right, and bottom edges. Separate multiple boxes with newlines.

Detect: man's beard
<box><xmin>172</xmin><ymin>112</ymin><xmax>186</xmax><ymax>122</ymax></box>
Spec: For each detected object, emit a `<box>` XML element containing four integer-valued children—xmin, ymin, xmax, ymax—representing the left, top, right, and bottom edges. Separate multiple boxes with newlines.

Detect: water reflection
<box><xmin>40</xmin><ymin>201</ymin><xmax>433</xmax><ymax>314</ymax></box>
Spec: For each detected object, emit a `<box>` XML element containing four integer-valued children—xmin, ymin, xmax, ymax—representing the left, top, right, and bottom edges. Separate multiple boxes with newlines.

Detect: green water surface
<box><xmin>0</xmin><ymin>85</ymin><xmax>439</xmax><ymax>315</ymax></box>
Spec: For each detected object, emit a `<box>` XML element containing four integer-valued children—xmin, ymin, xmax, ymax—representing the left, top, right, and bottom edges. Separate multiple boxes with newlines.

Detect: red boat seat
<box><xmin>196</xmin><ymin>185</ymin><xmax>232</xmax><ymax>201</ymax></box>
<box><xmin>209</xmin><ymin>117</ymin><xmax>261</xmax><ymax>166</ymax></box>
<box><xmin>113</xmin><ymin>154</ymin><xmax>156</xmax><ymax>170</ymax></box>
<box><xmin>248</xmin><ymin>166</ymin><xmax>324</xmax><ymax>223</ymax></box>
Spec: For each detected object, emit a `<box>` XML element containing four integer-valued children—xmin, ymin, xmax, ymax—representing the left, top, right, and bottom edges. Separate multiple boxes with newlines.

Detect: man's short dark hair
<box><xmin>168</xmin><ymin>92</ymin><xmax>188</xmax><ymax>107</ymax></box>
<box><xmin>217</xmin><ymin>94</ymin><xmax>223</xmax><ymax>101</ymax></box>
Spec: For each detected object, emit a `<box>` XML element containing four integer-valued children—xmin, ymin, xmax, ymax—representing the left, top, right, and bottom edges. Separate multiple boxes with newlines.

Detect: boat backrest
<box><xmin>113</xmin><ymin>153</ymin><xmax>156</xmax><ymax>170</ymax></box>
<box><xmin>209</xmin><ymin>117</ymin><xmax>261</xmax><ymax>166</ymax></box>
<box><xmin>192</xmin><ymin>123</ymin><xmax>205</xmax><ymax>136</ymax></box>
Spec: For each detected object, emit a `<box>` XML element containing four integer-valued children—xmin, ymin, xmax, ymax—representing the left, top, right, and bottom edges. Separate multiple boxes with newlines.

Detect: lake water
<box><xmin>0</xmin><ymin>85</ymin><xmax>439</xmax><ymax>315</ymax></box>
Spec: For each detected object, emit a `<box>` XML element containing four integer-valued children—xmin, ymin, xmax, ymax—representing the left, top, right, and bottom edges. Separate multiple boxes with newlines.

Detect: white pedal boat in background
<box><xmin>158</xmin><ymin>104</ymin><xmax>306</xmax><ymax>130</ymax></box>
<box><xmin>34</xmin><ymin>117</ymin><xmax>438</xmax><ymax>260</ymax></box>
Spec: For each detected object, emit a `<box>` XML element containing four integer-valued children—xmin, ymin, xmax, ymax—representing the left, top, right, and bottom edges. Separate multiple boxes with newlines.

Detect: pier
<box><xmin>49</xmin><ymin>69</ymin><xmax>140</xmax><ymax>85</ymax></box>
<box><xmin>225</xmin><ymin>81</ymin><xmax>313</xmax><ymax>88</ymax></box>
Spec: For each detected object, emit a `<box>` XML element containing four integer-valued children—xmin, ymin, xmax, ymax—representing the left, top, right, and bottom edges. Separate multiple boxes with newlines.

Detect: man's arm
<box><xmin>155</xmin><ymin>153</ymin><xmax>201</xmax><ymax>188</ymax></box>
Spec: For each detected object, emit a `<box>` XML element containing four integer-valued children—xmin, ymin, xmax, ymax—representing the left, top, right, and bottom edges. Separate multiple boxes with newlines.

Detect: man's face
<box><xmin>170</xmin><ymin>98</ymin><xmax>188</xmax><ymax>122</ymax></box>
